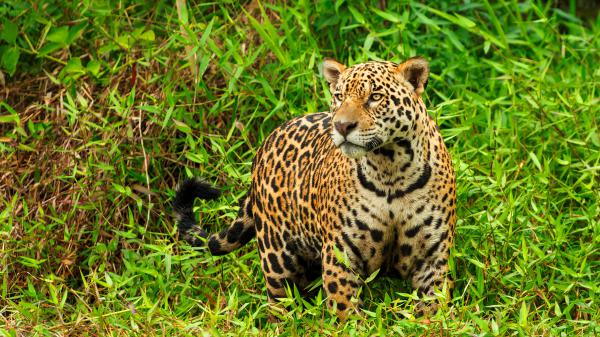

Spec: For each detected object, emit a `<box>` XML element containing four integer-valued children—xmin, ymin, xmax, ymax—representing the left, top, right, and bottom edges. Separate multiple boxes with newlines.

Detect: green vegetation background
<box><xmin>1</xmin><ymin>0</ymin><xmax>598</xmax><ymax>335</ymax></box>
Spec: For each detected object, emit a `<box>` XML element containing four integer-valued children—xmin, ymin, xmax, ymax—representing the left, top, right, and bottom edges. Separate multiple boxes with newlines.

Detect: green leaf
<box><xmin>115</xmin><ymin>35</ymin><xmax>132</xmax><ymax>49</ymax></box>
<box><xmin>66</xmin><ymin>22</ymin><xmax>87</xmax><ymax>45</ymax></box>
<box><xmin>0</xmin><ymin>114</ymin><xmax>20</xmax><ymax>123</ymax></box>
<box><xmin>60</xmin><ymin>57</ymin><xmax>85</xmax><ymax>80</ymax></box>
<box><xmin>0</xmin><ymin>102</ymin><xmax>20</xmax><ymax>127</ymax></box>
<box><xmin>18</xmin><ymin>256</ymin><xmax>46</xmax><ymax>269</ymax></box>
<box><xmin>199</xmin><ymin>18</ymin><xmax>214</xmax><ymax>46</ymax></box>
<box><xmin>184</xmin><ymin>151</ymin><xmax>206</xmax><ymax>164</ymax></box>
<box><xmin>491</xmin><ymin>319</ymin><xmax>499</xmax><ymax>335</ymax></box>
<box><xmin>112</xmin><ymin>183</ymin><xmax>129</xmax><ymax>195</ymax></box>
<box><xmin>1</xmin><ymin>20</ymin><xmax>18</xmax><ymax>44</ymax></box>
<box><xmin>363</xmin><ymin>34</ymin><xmax>374</xmax><ymax>52</ymax></box>
<box><xmin>554</xmin><ymin>302</ymin><xmax>562</xmax><ymax>317</ymax></box>
<box><xmin>86</xmin><ymin>60</ymin><xmax>101</xmax><ymax>77</ymax></box>
<box><xmin>244</xmin><ymin>6</ymin><xmax>287</xmax><ymax>64</ymax></box>
<box><xmin>483</xmin><ymin>40</ymin><xmax>491</xmax><ymax>54</ymax></box>
<box><xmin>172</xmin><ymin>119</ymin><xmax>192</xmax><ymax>134</ymax></box>
<box><xmin>364</xmin><ymin>268</ymin><xmax>379</xmax><ymax>283</ymax></box>
<box><xmin>467</xmin><ymin>258</ymin><xmax>485</xmax><ymax>269</ymax></box>
<box><xmin>454</xmin><ymin>13</ymin><xmax>477</xmax><ymax>29</ymax></box>
<box><xmin>165</xmin><ymin>254</ymin><xmax>172</xmax><ymax>279</ymax></box>
<box><xmin>371</xmin><ymin>7</ymin><xmax>401</xmax><ymax>23</ymax></box>
<box><xmin>348</xmin><ymin>6</ymin><xmax>366</xmax><ymax>24</ymax></box>
<box><xmin>113</xmin><ymin>230</ymin><xmax>136</xmax><ymax>239</ymax></box>
<box><xmin>47</xmin><ymin>26</ymin><xmax>70</xmax><ymax>45</ymax></box>
<box><xmin>176</xmin><ymin>0</ymin><xmax>189</xmax><ymax>24</ymax></box>
<box><xmin>38</xmin><ymin>42</ymin><xmax>64</xmax><ymax>56</ymax></box>
<box><xmin>139</xmin><ymin>30</ymin><xmax>155</xmax><ymax>41</ymax></box>
<box><xmin>104</xmin><ymin>272</ymin><xmax>113</xmax><ymax>288</ymax></box>
<box><xmin>469</xmin><ymin>313</ymin><xmax>490</xmax><ymax>332</ymax></box>
<box><xmin>332</xmin><ymin>245</ymin><xmax>351</xmax><ymax>269</ymax></box>
<box><xmin>528</xmin><ymin>152</ymin><xmax>542</xmax><ymax>171</ymax></box>
<box><xmin>1</xmin><ymin>47</ymin><xmax>19</xmax><ymax>76</ymax></box>
<box><xmin>519</xmin><ymin>302</ymin><xmax>528</xmax><ymax>327</ymax></box>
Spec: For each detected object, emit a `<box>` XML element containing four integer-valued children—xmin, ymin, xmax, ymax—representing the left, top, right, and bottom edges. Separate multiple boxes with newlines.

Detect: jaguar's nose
<box><xmin>334</xmin><ymin>121</ymin><xmax>358</xmax><ymax>137</ymax></box>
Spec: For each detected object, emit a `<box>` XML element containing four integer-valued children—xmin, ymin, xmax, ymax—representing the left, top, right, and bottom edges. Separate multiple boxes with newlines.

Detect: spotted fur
<box><xmin>174</xmin><ymin>57</ymin><xmax>456</xmax><ymax>319</ymax></box>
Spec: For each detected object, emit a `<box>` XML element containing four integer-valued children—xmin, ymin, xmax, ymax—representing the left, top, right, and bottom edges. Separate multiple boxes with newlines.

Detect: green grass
<box><xmin>1</xmin><ymin>0</ymin><xmax>599</xmax><ymax>335</ymax></box>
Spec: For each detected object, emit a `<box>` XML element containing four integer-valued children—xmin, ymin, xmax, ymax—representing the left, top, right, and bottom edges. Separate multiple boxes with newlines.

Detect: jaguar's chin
<box><xmin>339</xmin><ymin>142</ymin><xmax>368</xmax><ymax>159</ymax></box>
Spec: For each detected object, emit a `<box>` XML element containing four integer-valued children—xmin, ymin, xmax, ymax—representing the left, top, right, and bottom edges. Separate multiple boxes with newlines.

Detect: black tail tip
<box><xmin>173</xmin><ymin>177</ymin><xmax>221</xmax><ymax>211</ymax></box>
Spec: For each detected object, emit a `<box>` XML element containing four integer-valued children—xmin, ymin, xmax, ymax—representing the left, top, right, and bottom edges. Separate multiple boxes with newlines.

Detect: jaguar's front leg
<box><xmin>321</xmin><ymin>242</ymin><xmax>363</xmax><ymax>320</ymax></box>
<box><xmin>410</xmin><ymin>249</ymin><xmax>454</xmax><ymax>316</ymax></box>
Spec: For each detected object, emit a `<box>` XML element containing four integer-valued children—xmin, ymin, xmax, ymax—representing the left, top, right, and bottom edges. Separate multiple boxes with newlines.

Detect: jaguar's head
<box><xmin>322</xmin><ymin>57</ymin><xmax>430</xmax><ymax>159</ymax></box>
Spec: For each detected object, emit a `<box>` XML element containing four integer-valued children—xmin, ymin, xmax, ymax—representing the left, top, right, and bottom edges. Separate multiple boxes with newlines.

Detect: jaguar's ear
<box><xmin>321</xmin><ymin>58</ymin><xmax>346</xmax><ymax>87</ymax></box>
<box><xmin>396</xmin><ymin>56</ymin><xmax>429</xmax><ymax>95</ymax></box>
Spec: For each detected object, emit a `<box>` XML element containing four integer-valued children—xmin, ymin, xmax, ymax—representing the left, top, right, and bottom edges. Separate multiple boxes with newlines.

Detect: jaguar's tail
<box><xmin>173</xmin><ymin>178</ymin><xmax>256</xmax><ymax>255</ymax></box>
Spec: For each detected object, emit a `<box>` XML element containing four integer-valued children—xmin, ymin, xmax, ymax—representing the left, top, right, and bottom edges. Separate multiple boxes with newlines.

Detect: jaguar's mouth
<box><xmin>339</xmin><ymin>141</ymin><xmax>368</xmax><ymax>159</ymax></box>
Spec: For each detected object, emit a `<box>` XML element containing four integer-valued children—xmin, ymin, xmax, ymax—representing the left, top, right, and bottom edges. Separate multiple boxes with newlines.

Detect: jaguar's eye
<box><xmin>369</xmin><ymin>93</ymin><xmax>383</xmax><ymax>101</ymax></box>
<box><xmin>334</xmin><ymin>93</ymin><xmax>344</xmax><ymax>101</ymax></box>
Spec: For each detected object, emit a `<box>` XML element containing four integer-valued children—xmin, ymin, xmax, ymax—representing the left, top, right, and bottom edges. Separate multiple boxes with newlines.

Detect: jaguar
<box><xmin>174</xmin><ymin>56</ymin><xmax>456</xmax><ymax>319</ymax></box>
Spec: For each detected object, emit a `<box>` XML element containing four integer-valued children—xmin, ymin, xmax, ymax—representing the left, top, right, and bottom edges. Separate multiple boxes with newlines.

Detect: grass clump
<box><xmin>1</xmin><ymin>0</ymin><xmax>599</xmax><ymax>335</ymax></box>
